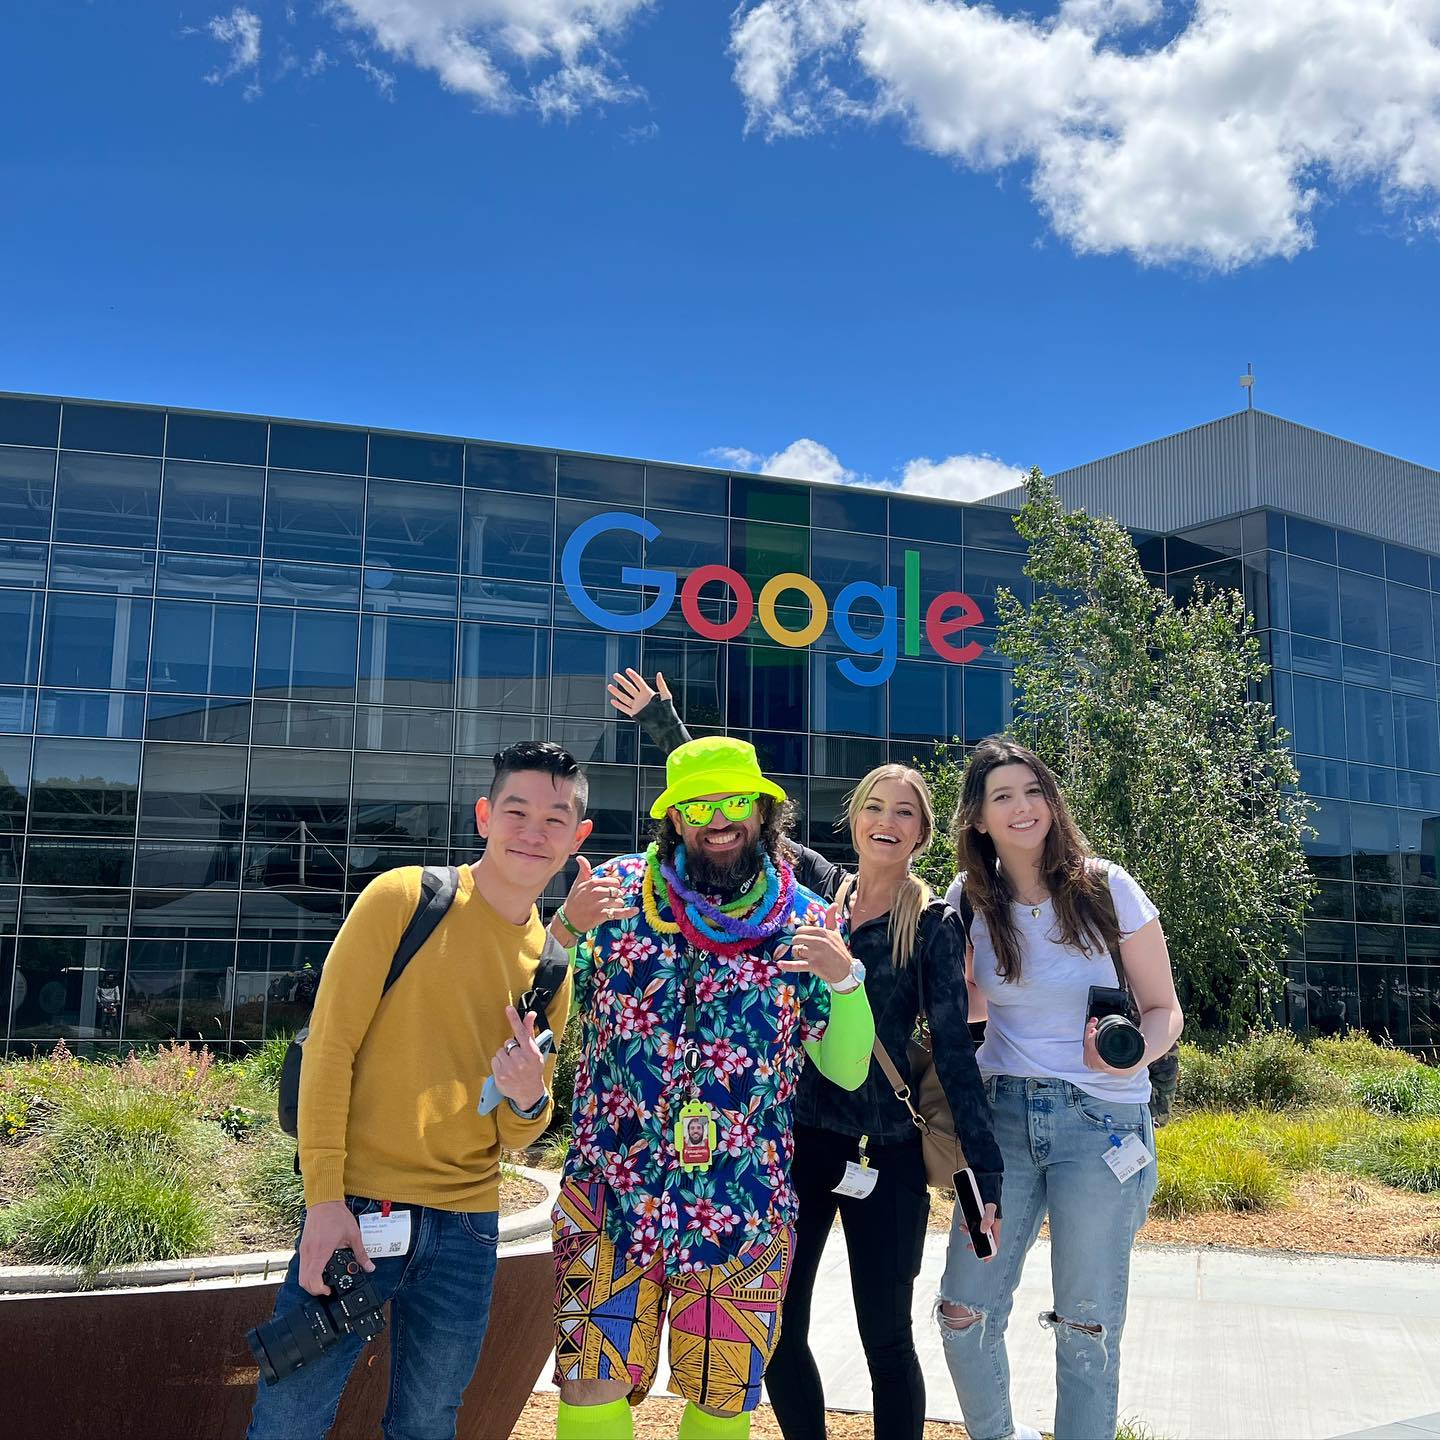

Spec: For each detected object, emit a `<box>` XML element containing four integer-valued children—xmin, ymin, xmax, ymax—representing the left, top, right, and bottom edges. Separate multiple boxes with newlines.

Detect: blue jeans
<box><xmin>247</xmin><ymin>1196</ymin><xmax>499</xmax><ymax>1440</ymax></box>
<box><xmin>937</xmin><ymin>1076</ymin><xmax>1157</xmax><ymax>1440</ymax></box>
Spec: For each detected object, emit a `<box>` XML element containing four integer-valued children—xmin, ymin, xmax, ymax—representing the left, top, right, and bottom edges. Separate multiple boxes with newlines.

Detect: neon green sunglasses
<box><xmin>677</xmin><ymin>793</ymin><xmax>760</xmax><ymax>826</ymax></box>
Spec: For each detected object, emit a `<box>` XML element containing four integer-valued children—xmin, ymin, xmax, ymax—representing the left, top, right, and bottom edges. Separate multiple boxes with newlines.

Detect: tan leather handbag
<box><xmin>872</xmin><ymin>1036</ymin><xmax>967</xmax><ymax>1191</ymax></box>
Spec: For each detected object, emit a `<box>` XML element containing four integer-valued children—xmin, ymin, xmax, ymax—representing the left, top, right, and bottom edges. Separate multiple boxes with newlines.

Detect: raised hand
<box><xmin>490</xmin><ymin>1005</ymin><xmax>546</xmax><ymax>1109</ymax></box>
<box><xmin>607</xmin><ymin>668</ymin><xmax>671</xmax><ymax>719</ymax></box>
<box><xmin>560</xmin><ymin>854</ymin><xmax>638</xmax><ymax>933</ymax></box>
<box><xmin>778</xmin><ymin>900</ymin><xmax>854</xmax><ymax>986</ymax></box>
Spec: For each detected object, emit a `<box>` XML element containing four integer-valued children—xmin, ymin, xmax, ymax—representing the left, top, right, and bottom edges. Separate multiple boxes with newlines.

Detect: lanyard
<box><xmin>679</xmin><ymin>944</ymin><xmax>703</xmax><ymax>1095</ymax></box>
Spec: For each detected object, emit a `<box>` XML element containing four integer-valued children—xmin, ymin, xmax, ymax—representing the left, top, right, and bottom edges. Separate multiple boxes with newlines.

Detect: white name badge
<box><xmin>832</xmin><ymin>1160</ymin><xmax>880</xmax><ymax>1199</ymax></box>
<box><xmin>358</xmin><ymin>1209</ymin><xmax>412</xmax><ymax>1258</ymax></box>
<box><xmin>1102</xmin><ymin>1133</ymin><xmax>1153</xmax><ymax>1183</ymax></box>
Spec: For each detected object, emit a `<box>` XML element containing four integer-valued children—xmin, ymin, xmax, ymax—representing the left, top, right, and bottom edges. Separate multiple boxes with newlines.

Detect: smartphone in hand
<box><xmin>953</xmin><ymin>1166</ymin><xmax>996</xmax><ymax>1259</ymax></box>
<box><xmin>477</xmin><ymin>1029</ymin><xmax>555</xmax><ymax>1115</ymax></box>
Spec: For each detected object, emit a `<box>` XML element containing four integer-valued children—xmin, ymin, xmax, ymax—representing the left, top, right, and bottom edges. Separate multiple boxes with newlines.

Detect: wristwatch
<box><xmin>506</xmin><ymin>1090</ymin><xmax>551</xmax><ymax>1120</ymax></box>
<box><xmin>830</xmin><ymin>958</ymin><xmax>866</xmax><ymax>995</ymax></box>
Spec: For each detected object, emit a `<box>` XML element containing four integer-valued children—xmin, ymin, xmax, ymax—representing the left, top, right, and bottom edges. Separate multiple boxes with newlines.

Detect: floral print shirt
<box><xmin>563</xmin><ymin>851</ymin><xmax>832</xmax><ymax>1271</ymax></box>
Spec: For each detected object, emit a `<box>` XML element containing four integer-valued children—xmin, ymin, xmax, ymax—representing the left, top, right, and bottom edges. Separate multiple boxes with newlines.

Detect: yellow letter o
<box><xmin>758</xmin><ymin>572</ymin><xmax>828</xmax><ymax>648</ymax></box>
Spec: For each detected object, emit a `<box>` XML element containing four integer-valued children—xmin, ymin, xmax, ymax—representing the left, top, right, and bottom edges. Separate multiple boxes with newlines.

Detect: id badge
<box><xmin>675</xmin><ymin>1100</ymin><xmax>716</xmax><ymax>1172</ymax></box>
<box><xmin>1102</xmin><ymin>1133</ymin><xmax>1152</xmax><ymax>1183</ymax></box>
<box><xmin>358</xmin><ymin>1208</ymin><xmax>412</xmax><ymax>1258</ymax></box>
<box><xmin>832</xmin><ymin>1160</ymin><xmax>879</xmax><ymax>1199</ymax></box>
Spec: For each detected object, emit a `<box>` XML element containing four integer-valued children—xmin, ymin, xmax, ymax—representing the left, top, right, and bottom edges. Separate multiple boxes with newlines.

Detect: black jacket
<box><xmin>637</xmin><ymin>696</ymin><xmax>1003</xmax><ymax>1211</ymax></box>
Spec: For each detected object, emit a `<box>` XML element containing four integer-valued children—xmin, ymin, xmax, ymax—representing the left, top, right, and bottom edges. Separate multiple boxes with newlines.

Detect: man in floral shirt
<box><xmin>552</xmin><ymin>736</ymin><xmax>875</xmax><ymax>1440</ymax></box>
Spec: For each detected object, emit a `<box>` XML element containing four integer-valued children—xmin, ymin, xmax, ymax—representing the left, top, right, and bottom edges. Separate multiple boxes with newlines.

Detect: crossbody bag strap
<box><xmin>1090</xmin><ymin>873</ymin><xmax>1131</xmax><ymax>996</ymax></box>
<box><xmin>518</xmin><ymin>932</ymin><xmax>572</xmax><ymax>1025</ymax></box>
<box><xmin>382</xmin><ymin>865</ymin><xmax>461</xmax><ymax>995</ymax></box>
<box><xmin>871</xmin><ymin>1038</ymin><xmax>929</xmax><ymax>1133</ymax></box>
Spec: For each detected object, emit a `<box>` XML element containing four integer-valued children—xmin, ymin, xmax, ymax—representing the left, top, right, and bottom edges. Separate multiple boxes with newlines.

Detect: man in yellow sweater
<box><xmin>248</xmin><ymin>739</ymin><xmax>623</xmax><ymax>1440</ymax></box>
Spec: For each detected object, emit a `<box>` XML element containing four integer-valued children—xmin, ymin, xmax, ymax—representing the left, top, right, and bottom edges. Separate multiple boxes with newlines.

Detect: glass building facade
<box><xmin>0</xmin><ymin>393</ymin><xmax>1434</xmax><ymax>1055</ymax></box>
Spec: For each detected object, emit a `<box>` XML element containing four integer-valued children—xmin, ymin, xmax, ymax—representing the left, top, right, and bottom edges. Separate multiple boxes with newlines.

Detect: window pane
<box><xmin>812</xmin><ymin>486</ymin><xmax>886</xmax><ymax>535</ymax></box>
<box><xmin>247</xmin><ymin>748</ymin><xmax>353</xmax><ymax>841</ymax></box>
<box><xmin>812</xmin><ymin>652</ymin><xmax>886</xmax><ymax>738</ymax></box>
<box><xmin>465</xmin><ymin>443</ymin><xmax>554</xmax><ymax>495</ymax></box>
<box><xmin>264</xmin><ymin>470</ymin><xmax>364</xmax><ymax>564</ymax></box>
<box><xmin>25</xmin><ymin>837</ymin><xmax>134</xmax><ymax>888</ymax></box>
<box><xmin>548</xmin><ymin>718</ymin><xmax>638</xmax><ymax>766</ymax></box>
<box><xmin>0</xmin><ymin>688</ymin><xmax>35</xmax><ymax>734</ymax></box>
<box><xmin>1345</xmin><ymin>686</ymin><xmax>1395</xmax><ymax>766</ymax></box>
<box><xmin>250</xmin><ymin>700</ymin><xmax>355</xmax><ymax>749</ymax></box>
<box><xmin>1394</xmin><ymin>695</ymin><xmax>1440</xmax><ymax>774</ymax></box>
<box><xmin>164</xmin><ymin>412</ymin><xmax>267</xmax><ymax>466</ymax></box>
<box><xmin>41</xmin><ymin>593</ymin><xmax>151</xmax><ymax>691</ymax></box>
<box><xmin>29</xmin><ymin>737</ymin><xmax>140</xmax><ymax>834</ymax></box>
<box><xmin>49</xmin><ymin>545</ymin><xmax>155</xmax><ymax>595</ymax></box>
<box><xmin>1387</xmin><ymin>543</ymin><xmax>1430</xmax><ymax>589</ymax></box>
<box><xmin>458</xmin><ymin>623</ymin><xmax>548</xmax><ymax>713</ymax></box>
<box><xmin>1288</xmin><ymin>558</ymin><xmax>1341</xmax><ymax>641</ymax></box>
<box><xmin>160</xmin><ymin>460</ymin><xmax>265</xmax><ymax>556</ymax></box>
<box><xmin>454</xmin><ymin>710</ymin><xmax>547</xmax><ymax>755</ymax></box>
<box><xmin>959</xmin><ymin>505</ymin><xmax>1025</xmax><ymax>552</ymax></box>
<box><xmin>150</xmin><ymin>600</ymin><xmax>256</xmax><ymax>696</ymax></box>
<box><xmin>558</xmin><ymin>454</ymin><xmax>643</xmax><ymax>505</ymax></box>
<box><xmin>156</xmin><ymin>553</ymin><xmax>260</xmax><ymax>602</ymax></box>
<box><xmin>54</xmin><ymin>453</ymin><xmax>161</xmax><ymax>547</ymax></box>
<box><xmin>369</xmin><ymin>432</ymin><xmax>462</xmax><ymax>485</ymax></box>
<box><xmin>139</xmin><ymin>742</ymin><xmax>248</xmax><ymax>839</ymax></box>
<box><xmin>146</xmin><ymin>695</ymin><xmax>251</xmax><ymax>744</ymax></box>
<box><xmin>645</xmin><ymin>466</ymin><xmax>726</xmax><ymax>514</ymax></box>
<box><xmin>811</xmin><ymin>528</ymin><xmax>885</xmax><ymax>589</ymax></box>
<box><xmin>0</xmin><ymin>396</ymin><xmax>59</xmax><ymax>448</ymax></box>
<box><xmin>1288</xmin><ymin>517</ymin><xmax>1337</xmax><ymax>565</ymax></box>
<box><xmin>552</xmin><ymin>630</ymin><xmax>638</xmax><ymax>718</ymax></box>
<box><xmin>0</xmin><ymin>540</ymin><xmax>48</xmax><ymax>590</ymax></box>
<box><xmin>727</xmin><ymin>645</ymin><xmax>807</xmax><ymax>732</ymax></box>
<box><xmin>268</xmin><ymin>423</ymin><xmax>366</xmax><ymax>475</ymax></box>
<box><xmin>573</xmin><ymin>763</ymin><xmax>636</xmax><ymax>854</ymax></box>
<box><xmin>10</xmin><ymin>936</ymin><xmax>128</xmax><ymax>1040</ymax></box>
<box><xmin>732</xmin><ymin>520</ymin><xmax>808</xmax><ymax>594</ymax></box>
<box><xmin>261</xmin><ymin>560</ymin><xmax>361</xmax><ymax>609</ymax></box>
<box><xmin>37</xmin><ymin>689</ymin><xmax>145</xmax><ymax>739</ymax></box>
<box><xmin>1338</xmin><ymin>570</ymin><xmax>1387</xmax><ymax>651</ymax></box>
<box><xmin>643</xmin><ymin>511</ymin><xmax>728</xmax><ymax>577</ymax></box>
<box><xmin>460</xmin><ymin>577</ymin><xmax>551</xmax><ymax>626</ymax></box>
<box><xmin>135</xmin><ymin>840</ymin><xmax>242</xmax><ymax>889</ymax></box>
<box><xmin>963</xmin><ymin>665</ymin><xmax>1009</xmax><ymax>744</ymax></box>
<box><xmin>0</xmin><ymin>735</ymin><xmax>30</xmax><ymax>831</ymax></box>
<box><xmin>0</xmin><ymin>590</ymin><xmax>43</xmax><ymax>686</ymax></box>
<box><xmin>355</xmin><ymin>705</ymin><xmax>454</xmax><ymax>753</ymax></box>
<box><xmin>239</xmin><ymin>890</ymin><xmax>344</xmax><ymax>943</ymax></box>
<box><xmin>890</xmin><ymin>496</ymin><xmax>962</xmax><ymax>546</ymax></box>
<box><xmin>1389</xmin><ymin>584</ymin><xmax>1434</xmax><ymax>661</ymax></box>
<box><xmin>130</xmin><ymin>889</ymin><xmax>240</xmax><ymax>940</ymax></box>
<box><xmin>60</xmin><ymin>403</ymin><xmax>164</xmax><ymax>457</ymax></box>
<box><xmin>889</xmin><ymin>659</ymin><xmax>962</xmax><ymax>742</ymax></box>
<box><xmin>638</xmin><ymin>637</ymin><xmax>724</xmax><ymax>729</ymax></box>
<box><xmin>964</xmin><ymin>546</ymin><xmax>1030</xmax><ymax>609</ymax></box>
<box><xmin>365</xmin><ymin>478</ymin><xmax>461</xmax><ymax>573</ymax></box>
<box><xmin>256</xmin><ymin>608</ymin><xmax>358</xmax><ymax>701</ymax></box>
<box><xmin>361</xmin><ymin>567</ymin><xmax>458</xmax><ymax>618</ymax></box>
<box><xmin>246</xmin><ymin>835</ymin><xmax>345</xmax><ymax>892</ymax></box>
<box><xmin>462</xmin><ymin>491</ymin><xmax>556</xmax><ymax>582</ymax></box>
<box><xmin>352</xmin><ymin>752</ymin><xmax>450</xmax><ymax>844</ymax></box>
<box><xmin>359</xmin><ymin>614</ymin><xmax>454</xmax><ymax>707</ymax></box>
<box><xmin>0</xmin><ymin>445</ymin><xmax>56</xmax><ymax>540</ymax></box>
<box><xmin>1338</xmin><ymin>530</ymin><xmax>1385</xmax><ymax>575</ymax></box>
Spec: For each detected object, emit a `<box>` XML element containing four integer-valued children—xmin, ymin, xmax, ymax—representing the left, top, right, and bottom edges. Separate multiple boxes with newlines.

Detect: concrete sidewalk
<box><xmin>540</xmin><ymin>1234</ymin><xmax>1440</xmax><ymax>1438</ymax></box>
<box><xmin>810</xmin><ymin>1233</ymin><xmax>1440</xmax><ymax>1440</ymax></box>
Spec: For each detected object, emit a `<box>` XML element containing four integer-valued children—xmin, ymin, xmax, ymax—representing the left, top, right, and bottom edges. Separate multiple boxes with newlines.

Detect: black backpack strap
<box><xmin>517</xmin><ymin>933</ymin><xmax>571</xmax><ymax>1027</ymax></box>
<box><xmin>382</xmin><ymin>865</ymin><xmax>461</xmax><ymax>995</ymax></box>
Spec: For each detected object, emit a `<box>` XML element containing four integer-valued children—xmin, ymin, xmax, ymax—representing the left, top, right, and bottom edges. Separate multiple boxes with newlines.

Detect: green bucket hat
<box><xmin>649</xmin><ymin>736</ymin><xmax>788</xmax><ymax>820</ymax></box>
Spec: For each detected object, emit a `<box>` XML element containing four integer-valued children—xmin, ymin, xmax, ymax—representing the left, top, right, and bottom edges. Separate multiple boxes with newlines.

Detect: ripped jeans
<box><xmin>936</xmin><ymin>1076</ymin><xmax>1157</xmax><ymax>1440</ymax></box>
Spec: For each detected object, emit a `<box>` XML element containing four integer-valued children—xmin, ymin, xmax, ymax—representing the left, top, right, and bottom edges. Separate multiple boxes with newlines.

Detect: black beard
<box><xmin>683</xmin><ymin>839</ymin><xmax>763</xmax><ymax>897</ymax></box>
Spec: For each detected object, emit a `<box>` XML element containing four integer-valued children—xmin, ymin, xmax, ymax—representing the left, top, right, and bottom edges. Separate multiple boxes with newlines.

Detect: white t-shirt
<box><xmin>944</xmin><ymin>862</ymin><xmax>1160</xmax><ymax>1105</ymax></box>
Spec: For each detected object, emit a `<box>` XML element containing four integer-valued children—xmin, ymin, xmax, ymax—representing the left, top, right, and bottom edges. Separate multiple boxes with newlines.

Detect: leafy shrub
<box><xmin>1175</xmin><ymin>1032</ymin><xmax>1340</xmax><ymax>1112</ymax></box>
<box><xmin>1154</xmin><ymin>1112</ymin><xmax>1289</xmax><ymax>1216</ymax></box>
<box><xmin>243</xmin><ymin>1131</ymin><xmax>306</xmax><ymax>1231</ymax></box>
<box><xmin>1342</xmin><ymin>1120</ymin><xmax>1440</xmax><ymax>1193</ymax></box>
<box><xmin>214</xmin><ymin>1104</ymin><xmax>260</xmax><ymax>1140</ymax></box>
<box><xmin>1346</xmin><ymin>1067</ymin><xmax>1440</xmax><ymax>1117</ymax></box>
<box><xmin>549</xmin><ymin>1023</ymin><xmax>580</xmax><ymax>1129</ymax></box>
<box><xmin>0</xmin><ymin>1158</ymin><xmax>211</xmax><ymax>1276</ymax></box>
<box><xmin>1311</xmin><ymin>1034</ymin><xmax>1422</xmax><ymax>1076</ymax></box>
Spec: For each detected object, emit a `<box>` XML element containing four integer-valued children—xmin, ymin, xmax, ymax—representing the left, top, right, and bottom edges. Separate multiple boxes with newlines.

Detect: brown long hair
<box><xmin>951</xmin><ymin>736</ymin><xmax>1116</xmax><ymax>983</ymax></box>
<box><xmin>832</xmin><ymin>764</ymin><xmax>935</xmax><ymax>970</ymax></box>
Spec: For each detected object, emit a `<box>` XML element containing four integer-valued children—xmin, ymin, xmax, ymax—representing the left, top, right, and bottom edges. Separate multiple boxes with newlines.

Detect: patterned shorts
<box><xmin>551</xmin><ymin>1177</ymin><xmax>793</xmax><ymax>1415</ymax></box>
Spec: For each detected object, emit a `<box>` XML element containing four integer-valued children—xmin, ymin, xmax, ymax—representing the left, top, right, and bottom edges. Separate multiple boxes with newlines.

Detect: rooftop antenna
<box><xmin>1239</xmin><ymin>361</ymin><xmax>1255</xmax><ymax>410</ymax></box>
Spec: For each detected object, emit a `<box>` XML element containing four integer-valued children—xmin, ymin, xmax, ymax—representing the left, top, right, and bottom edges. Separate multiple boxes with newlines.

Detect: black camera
<box><xmin>1085</xmin><ymin>985</ymin><xmax>1146</xmax><ymax>1069</ymax></box>
<box><xmin>247</xmin><ymin>1248</ymin><xmax>387</xmax><ymax>1386</ymax></box>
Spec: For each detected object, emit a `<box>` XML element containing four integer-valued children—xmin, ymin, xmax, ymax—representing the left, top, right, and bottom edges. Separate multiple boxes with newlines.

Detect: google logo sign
<box><xmin>561</xmin><ymin>512</ymin><xmax>985</xmax><ymax>689</ymax></box>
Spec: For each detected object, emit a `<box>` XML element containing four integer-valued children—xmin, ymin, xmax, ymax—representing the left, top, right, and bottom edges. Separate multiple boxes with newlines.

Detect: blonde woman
<box><xmin>609</xmin><ymin>670</ymin><xmax>1001</xmax><ymax>1440</ymax></box>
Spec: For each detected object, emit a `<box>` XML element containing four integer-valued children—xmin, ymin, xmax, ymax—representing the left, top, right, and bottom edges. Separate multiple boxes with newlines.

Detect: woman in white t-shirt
<box><xmin>936</xmin><ymin>736</ymin><xmax>1183</xmax><ymax>1440</ymax></box>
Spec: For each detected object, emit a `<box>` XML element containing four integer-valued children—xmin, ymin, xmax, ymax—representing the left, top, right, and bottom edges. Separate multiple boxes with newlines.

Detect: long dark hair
<box><xmin>951</xmin><ymin>735</ymin><xmax>1116</xmax><ymax>983</ymax></box>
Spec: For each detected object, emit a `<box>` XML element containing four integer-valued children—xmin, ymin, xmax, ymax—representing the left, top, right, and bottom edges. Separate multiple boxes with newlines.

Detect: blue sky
<box><xmin>2</xmin><ymin>1</ymin><xmax>1438</xmax><ymax>496</ymax></box>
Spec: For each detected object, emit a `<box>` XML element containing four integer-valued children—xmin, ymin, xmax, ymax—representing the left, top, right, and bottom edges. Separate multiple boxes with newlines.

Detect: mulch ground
<box><xmin>511</xmin><ymin>1392</ymin><xmax>967</xmax><ymax>1439</ymax></box>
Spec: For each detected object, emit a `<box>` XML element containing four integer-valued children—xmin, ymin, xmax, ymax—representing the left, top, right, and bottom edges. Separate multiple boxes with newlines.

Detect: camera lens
<box><xmin>1094</xmin><ymin>1014</ymin><xmax>1146</xmax><ymax>1069</ymax></box>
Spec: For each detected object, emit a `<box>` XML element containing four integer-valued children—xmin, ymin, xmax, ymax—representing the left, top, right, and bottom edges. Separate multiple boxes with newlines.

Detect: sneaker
<box><xmin>1009</xmin><ymin>1425</ymin><xmax>1042</xmax><ymax>1440</ymax></box>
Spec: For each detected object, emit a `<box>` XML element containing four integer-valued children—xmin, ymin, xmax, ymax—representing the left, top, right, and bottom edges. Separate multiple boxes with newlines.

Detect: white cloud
<box><xmin>206</xmin><ymin>6</ymin><xmax>262</xmax><ymax>85</ymax></box>
<box><xmin>324</xmin><ymin>0</ymin><xmax>652</xmax><ymax>115</ymax></box>
<box><xmin>728</xmin><ymin>0</ymin><xmax>1440</xmax><ymax>269</ymax></box>
<box><xmin>355</xmin><ymin>56</ymin><xmax>397</xmax><ymax>99</ymax></box>
<box><xmin>711</xmin><ymin>437</ymin><xmax>1023</xmax><ymax>500</ymax></box>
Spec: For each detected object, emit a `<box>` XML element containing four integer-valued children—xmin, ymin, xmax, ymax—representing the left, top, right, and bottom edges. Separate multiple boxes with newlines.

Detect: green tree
<box><xmin>924</xmin><ymin>471</ymin><xmax>1313</xmax><ymax>1035</ymax></box>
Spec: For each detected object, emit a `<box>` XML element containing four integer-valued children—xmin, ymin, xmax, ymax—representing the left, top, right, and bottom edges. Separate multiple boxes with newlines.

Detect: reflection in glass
<box><xmin>54</xmin><ymin>453</ymin><xmax>161</xmax><ymax>547</ymax></box>
<box><xmin>150</xmin><ymin>600</ymin><xmax>256</xmax><ymax>696</ymax></box>
<box><xmin>247</xmin><ymin>748</ymin><xmax>353</xmax><ymax>841</ymax></box>
<box><xmin>250</xmin><ymin>700</ymin><xmax>355</xmax><ymax>749</ymax></box>
<box><xmin>267</xmin><ymin>423</ymin><xmax>366</xmax><ymax>476</ymax></box>
<box><xmin>256</xmin><ymin>608</ymin><xmax>358</xmax><ymax>701</ymax></box>
<box><xmin>60</xmin><ymin>403</ymin><xmax>164</xmax><ymax>457</ymax></box>
<box><xmin>365</xmin><ymin>478</ymin><xmax>461</xmax><ymax>573</ymax></box>
<box><xmin>464</xmin><ymin>443</ymin><xmax>554</xmax><ymax>495</ymax></box>
<box><xmin>160</xmin><ymin>461</ymin><xmax>264</xmax><ymax>556</ymax></box>
<box><xmin>361</xmin><ymin>567</ymin><xmax>458</xmax><ymax>617</ymax></box>
<box><xmin>459</xmin><ymin>576</ymin><xmax>551</xmax><ymax>626</ymax></box>
<box><xmin>359</xmin><ymin>614</ymin><xmax>455</xmax><ymax>708</ymax></box>
<box><xmin>0</xmin><ymin>688</ymin><xmax>36</xmax><ymax>734</ymax></box>
<box><xmin>0</xmin><ymin>396</ymin><xmax>60</xmax><ymax>448</ymax></box>
<box><xmin>351</xmin><ymin>752</ymin><xmax>450</xmax><ymax>845</ymax></box>
<box><xmin>355</xmin><ymin>706</ymin><xmax>454</xmax><ymax>754</ymax></box>
<box><xmin>558</xmin><ymin>454</ymin><xmax>643</xmax><ymax>505</ymax></box>
<box><xmin>458</xmin><ymin>624</ymin><xmax>548</xmax><ymax>714</ymax></box>
<box><xmin>41</xmin><ymin>593</ymin><xmax>151</xmax><ymax>691</ymax></box>
<box><xmin>369</xmin><ymin>432</ymin><xmax>462</xmax><ymax>485</ymax></box>
<box><xmin>138</xmin><ymin>742</ymin><xmax>248</xmax><ymax>839</ymax></box>
<box><xmin>263</xmin><ymin>470</ymin><xmax>364</xmax><ymax>564</ymax></box>
<box><xmin>10</xmin><ymin>936</ymin><xmax>129</xmax><ymax>1040</ymax></box>
<box><xmin>156</xmin><ymin>553</ymin><xmax>260</xmax><ymax>602</ymax></box>
<box><xmin>463</xmin><ymin>491</ymin><xmax>556</xmax><ymax>582</ymax></box>
<box><xmin>48</xmin><ymin>546</ymin><xmax>156</xmax><ymax>595</ymax></box>
<box><xmin>0</xmin><ymin>446</ymin><xmax>56</xmax><ymax>541</ymax></box>
<box><xmin>164</xmin><ymin>413</ymin><xmax>267</xmax><ymax>467</ymax></box>
<box><xmin>37</xmin><ymin>689</ymin><xmax>145</xmax><ymax>740</ymax></box>
<box><xmin>0</xmin><ymin>589</ymin><xmax>43</xmax><ymax>686</ymax></box>
<box><xmin>28</xmin><ymin>737</ymin><xmax>139</xmax><ymax>835</ymax></box>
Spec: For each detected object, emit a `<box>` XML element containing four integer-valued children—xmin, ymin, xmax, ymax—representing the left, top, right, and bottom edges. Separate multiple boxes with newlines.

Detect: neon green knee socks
<box><xmin>676</xmin><ymin>1402</ymin><xmax>751</xmax><ymax>1439</ymax></box>
<box><xmin>555</xmin><ymin>1397</ymin><xmax>634</xmax><ymax>1439</ymax></box>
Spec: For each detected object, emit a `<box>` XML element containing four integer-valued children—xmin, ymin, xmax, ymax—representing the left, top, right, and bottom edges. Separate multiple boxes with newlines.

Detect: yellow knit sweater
<box><xmin>297</xmin><ymin>864</ymin><xmax>571</xmax><ymax>1211</ymax></box>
